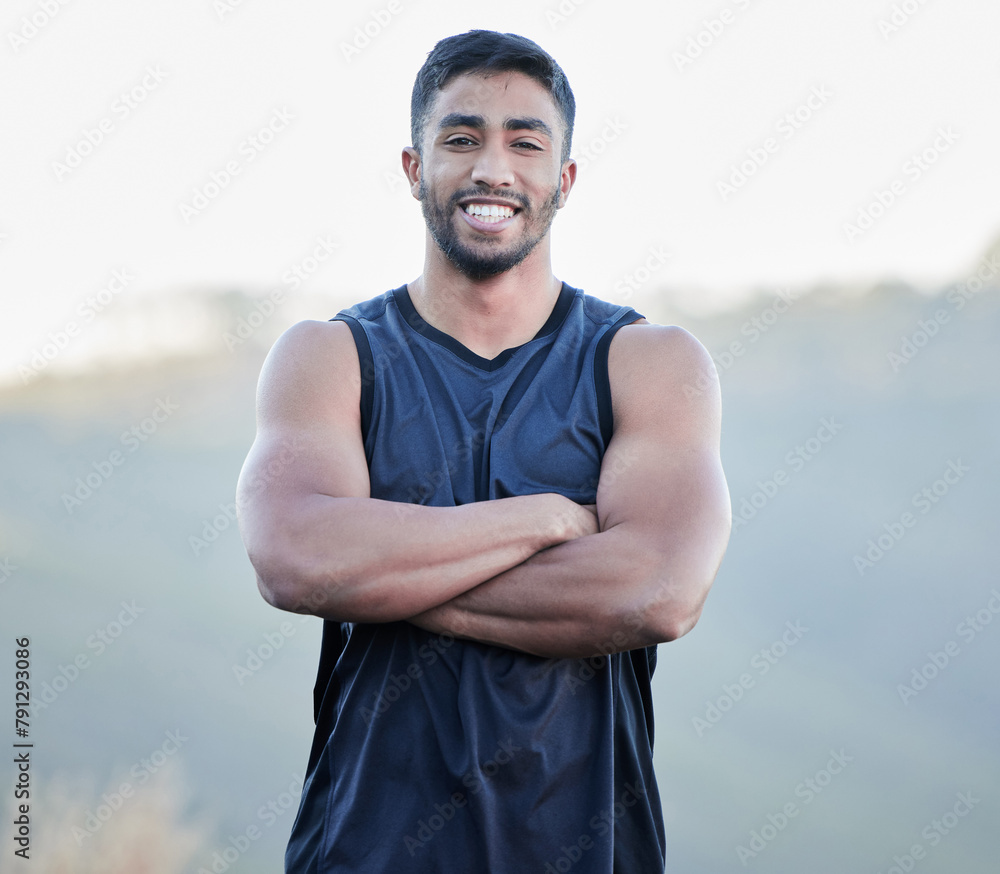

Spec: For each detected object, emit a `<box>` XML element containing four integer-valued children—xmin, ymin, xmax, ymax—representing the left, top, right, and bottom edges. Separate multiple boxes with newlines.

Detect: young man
<box><xmin>236</xmin><ymin>30</ymin><xmax>731</xmax><ymax>873</ymax></box>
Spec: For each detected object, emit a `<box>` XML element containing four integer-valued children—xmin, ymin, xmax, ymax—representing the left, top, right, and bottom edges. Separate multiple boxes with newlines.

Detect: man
<box><xmin>236</xmin><ymin>29</ymin><xmax>731</xmax><ymax>873</ymax></box>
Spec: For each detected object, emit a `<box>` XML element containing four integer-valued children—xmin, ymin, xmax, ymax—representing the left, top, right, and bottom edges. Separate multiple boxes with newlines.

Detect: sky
<box><xmin>2</xmin><ymin>0</ymin><xmax>999</xmax><ymax>384</ymax></box>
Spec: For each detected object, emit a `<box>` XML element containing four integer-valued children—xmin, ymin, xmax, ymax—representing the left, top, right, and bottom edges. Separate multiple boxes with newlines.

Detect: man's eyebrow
<box><xmin>504</xmin><ymin>116</ymin><xmax>553</xmax><ymax>139</ymax></box>
<box><xmin>437</xmin><ymin>113</ymin><xmax>487</xmax><ymax>132</ymax></box>
<box><xmin>437</xmin><ymin>113</ymin><xmax>554</xmax><ymax>140</ymax></box>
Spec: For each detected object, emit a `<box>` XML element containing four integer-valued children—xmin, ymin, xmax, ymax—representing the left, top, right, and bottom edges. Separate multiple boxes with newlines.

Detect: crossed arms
<box><xmin>235</xmin><ymin>317</ymin><xmax>731</xmax><ymax>659</ymax></box>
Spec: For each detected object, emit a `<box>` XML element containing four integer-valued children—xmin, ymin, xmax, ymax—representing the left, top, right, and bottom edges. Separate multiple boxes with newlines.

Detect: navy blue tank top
<box><xmin>285</xmin><ymin>283</ymin><xmax>666</xmax><ymax>873</ymax></box>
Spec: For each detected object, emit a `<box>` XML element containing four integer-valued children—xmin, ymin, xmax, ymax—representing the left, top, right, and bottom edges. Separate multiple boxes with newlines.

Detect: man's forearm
<box><xmin>407</xmin><ymin>457</ymin><xmax>732</xmax><ymax>659</ymax></box>
<box><xmin>407</xmin><ymin>517</ymin><xmax>723</xmax><ymax>659</ymax></box>
<box><xmin>244</xmin><ymin>489</ymin><xmax>596</xmax><ymax>624</ymax></box>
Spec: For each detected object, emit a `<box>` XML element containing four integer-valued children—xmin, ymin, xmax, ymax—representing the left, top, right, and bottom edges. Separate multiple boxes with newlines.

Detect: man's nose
<box><xmin>471</xmin><ymin>140</ymin><xmax>516</xmax><ymax>189</ymax></box>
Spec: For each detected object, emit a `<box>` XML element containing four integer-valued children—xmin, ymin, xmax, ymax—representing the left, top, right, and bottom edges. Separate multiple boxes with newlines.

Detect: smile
<box><xmin>459</xmin><ymin>201</ymin><xmax>520</xmax><ymax>231</ymax></box>
<box><xmin>463</xmin><ymin>203</ymin><xmax>517</xmax><ymax>221</ymax></box>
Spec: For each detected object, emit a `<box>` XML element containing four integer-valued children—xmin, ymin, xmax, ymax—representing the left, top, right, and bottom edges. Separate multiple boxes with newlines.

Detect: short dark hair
<box><xmin>410</xmin><ymin>30</ymin><xmax>576</xmax><ymax>164</ymax></box>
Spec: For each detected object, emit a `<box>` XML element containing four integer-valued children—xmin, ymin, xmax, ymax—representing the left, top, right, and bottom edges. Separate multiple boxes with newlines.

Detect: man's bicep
<box><xmin>237</xmin><ymin>319</ymin><xmax>370</xmax><ymax>542</ymax></box>
<box><xmin>597</xmin><ymin>324</ymin><xmax>730</xmax><ymax>563</ymax></box>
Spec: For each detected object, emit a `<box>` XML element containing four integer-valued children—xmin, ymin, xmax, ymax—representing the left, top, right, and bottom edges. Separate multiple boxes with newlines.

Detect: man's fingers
<box><xmin>577</xmin><ymin>503</ymin><xmax>600</xmax><ymax>536</ymax></box>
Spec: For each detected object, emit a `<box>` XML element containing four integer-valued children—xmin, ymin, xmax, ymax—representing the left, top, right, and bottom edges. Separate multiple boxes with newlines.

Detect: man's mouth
<box><xmin>460</xmin><ymin>201</ymin><xmax>520</xmax><ymax>225</ymax></box>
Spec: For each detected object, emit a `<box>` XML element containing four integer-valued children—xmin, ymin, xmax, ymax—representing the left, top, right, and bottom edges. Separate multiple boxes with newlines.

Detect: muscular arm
<box><xmin>406</xmin><ymin>323</ymin><xmax>732</xmax><ymax>658</ymax></box>
<box><xmin>236</xmin><ymin>319</ymin><xmax>595</xmax><ymax>623</ymax></box>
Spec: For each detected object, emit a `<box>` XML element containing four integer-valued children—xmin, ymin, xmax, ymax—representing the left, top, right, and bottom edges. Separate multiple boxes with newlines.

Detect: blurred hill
<box><xmin>1</xmin><ymin>264</ymin><xmax>998</xmax><ymax>872</ymax></box>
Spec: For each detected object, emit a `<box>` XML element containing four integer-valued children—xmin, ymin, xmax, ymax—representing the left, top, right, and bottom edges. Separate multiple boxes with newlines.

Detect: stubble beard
<box><xmin>419</xmin><ymin>177</ymin><xmax>562</xmax><ymax>280</ymax></box>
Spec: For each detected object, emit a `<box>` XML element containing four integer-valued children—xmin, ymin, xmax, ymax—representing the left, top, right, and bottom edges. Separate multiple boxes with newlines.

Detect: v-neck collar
<box><xmin>391</xmin><ymin>282</ymin><xmax>577</xmax><ymax>372</ymax></box>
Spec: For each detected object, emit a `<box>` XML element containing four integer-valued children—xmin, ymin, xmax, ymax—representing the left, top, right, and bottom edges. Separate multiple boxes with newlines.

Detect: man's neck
<box><xmin>407</xmin><ymin>246</ymin><xmax>563</xmax><ymax>361</ymax></box>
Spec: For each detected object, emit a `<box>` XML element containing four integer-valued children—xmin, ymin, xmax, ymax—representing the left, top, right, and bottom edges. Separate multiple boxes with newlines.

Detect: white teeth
<box><xmin>464</xmin><ymin>203</ymin><xmax>515</xmax><ymax>221</ymax></box>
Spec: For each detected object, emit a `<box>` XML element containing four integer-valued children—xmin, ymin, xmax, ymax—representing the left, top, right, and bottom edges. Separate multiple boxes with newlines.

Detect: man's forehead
<box><xmin>430</xmin><ymin>70</ymin><xmax>561</xmax><ymax>129</ymax></box>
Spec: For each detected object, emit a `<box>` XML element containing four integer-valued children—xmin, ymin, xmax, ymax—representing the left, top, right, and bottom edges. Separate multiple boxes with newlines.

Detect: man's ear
<box><xmin>558</xmin><ymin>157</ymin><xmax>577</xmax><ymax>208</ymax></box>
<box><xmin>402</xmin><ymin>146</ymin><xmax>422</xmax><ymax>200</ymax></box>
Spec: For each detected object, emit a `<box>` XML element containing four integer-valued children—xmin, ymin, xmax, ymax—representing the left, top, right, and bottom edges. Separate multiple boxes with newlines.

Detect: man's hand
<box><xmin>555</xmin><ymin>503</ymin><xmax>600</xmax><ymax>541</ymax></box>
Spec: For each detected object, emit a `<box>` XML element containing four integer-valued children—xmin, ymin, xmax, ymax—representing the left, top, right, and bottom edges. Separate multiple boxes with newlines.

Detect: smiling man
<box><xmin>236</xmin><ymin>30</ymin><xmax>731</xmax><ymax>873</ymax></box>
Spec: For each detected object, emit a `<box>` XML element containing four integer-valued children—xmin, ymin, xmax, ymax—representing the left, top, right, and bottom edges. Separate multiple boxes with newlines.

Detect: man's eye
<box><xmin>446</xmin><ymin>137</ymin><xmax>476</xmax><ymax>146</ymax></box>
<box><xmin>514</xmin><ymin>142</ymin><xmax>543</xmax><ymax>151</ymax></box>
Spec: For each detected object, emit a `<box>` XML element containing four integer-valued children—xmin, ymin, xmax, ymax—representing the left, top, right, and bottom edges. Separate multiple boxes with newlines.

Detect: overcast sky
<box><xmin>2</xmin><ymin>0</ymin><xmax>998</xmax><ymax>382</ymax></box>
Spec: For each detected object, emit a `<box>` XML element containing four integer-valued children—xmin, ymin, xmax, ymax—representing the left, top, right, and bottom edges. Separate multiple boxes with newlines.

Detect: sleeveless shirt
<box><xmin>284</xmin><ymin>282</ymin><xmax>667</xmax><ymax>873</ymax></box>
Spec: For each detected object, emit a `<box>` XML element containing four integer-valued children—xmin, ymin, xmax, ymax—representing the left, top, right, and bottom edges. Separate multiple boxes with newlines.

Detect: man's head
<box><xmin>410</xmin><ymin>30</ymin><xmax>576</xmax><ymax>164</ymax></box>
<box><xmin>404</xmin><ymin>31</ymin><xmax>577</xmax><ymax>280</ymax></box>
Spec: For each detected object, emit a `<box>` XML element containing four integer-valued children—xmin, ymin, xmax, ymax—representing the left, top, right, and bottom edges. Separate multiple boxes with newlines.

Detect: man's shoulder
<box><xmin>607</xmin><ymin>322</ymin><xmax>719</xmax><ymax>413</ymax></box>
<box><xmin>264</xmin><ymin>318</ymin><xmax>360</xmax><ymax>386</ymax></box>
<box><xmin>266</xmin><ymin>283</ymin><xmax>408</xmax><ymax>370</ymax></box>
<box><xmin>574</xmin><ymin>287</ymin><xmax>642</xmax><ymax>328</ymax></box>
<box><xmin>563</xmin><ymin>290</ymin><xmax>716</xmax><ymax>405</ymax></box>
<box><xmin>331</xmin><ymin>286</ymin><xmax>402</xmax><ymax>324</ymax></box>
<box><xmin>610</xmin><ymin>320</ymin><xmax>710</xmax><ymax>365</ymax></box>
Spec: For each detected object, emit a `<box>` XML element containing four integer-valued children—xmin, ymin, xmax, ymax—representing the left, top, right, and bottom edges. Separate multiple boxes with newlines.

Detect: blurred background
<box><xmin>1</xmin><ymin>0</ymin><xmax>998</xmax><ymax>871</ymax></box>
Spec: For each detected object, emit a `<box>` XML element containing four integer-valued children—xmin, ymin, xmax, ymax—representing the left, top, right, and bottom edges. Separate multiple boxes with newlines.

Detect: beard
<box><xmin>419</xmin><ymin>177</ymin><xmax>562</xmax><ymax>280</ymax></box>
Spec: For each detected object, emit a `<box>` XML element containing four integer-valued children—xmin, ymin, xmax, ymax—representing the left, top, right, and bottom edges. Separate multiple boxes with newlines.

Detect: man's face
<box><xmin>409</xmin><ymin>71</ymin><xmax>575</xmax><ymax>280</ymax></box>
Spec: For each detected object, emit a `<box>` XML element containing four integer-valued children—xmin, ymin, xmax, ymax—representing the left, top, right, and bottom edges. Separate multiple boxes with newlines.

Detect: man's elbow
<box><xmin>243</xmin><ymin>529</ymin><xmax>340</xmax><ymax>618</ymax></box>
<box><xmin>635</xmin><ymin>566</ymin><xmax>711</xmax><ymax>644</ymax></box>
<box><xmin>651</xmin><ymin>601</ymin><xmax>704</xmax><ymax>643</ymax></box>
<box><xmin>643</xmin><ymin>519</ymin><xmax>729</xmax><ymax>643</ymax></box>
<box><xmin>251</xmin><ymin>556</ymin><xmax>319</xmax><ymax>616</ymax></box>
<box><xmin>247</xmin><ymin>542</ymin><xmax>401</xmax><ymax>623</ymax></box>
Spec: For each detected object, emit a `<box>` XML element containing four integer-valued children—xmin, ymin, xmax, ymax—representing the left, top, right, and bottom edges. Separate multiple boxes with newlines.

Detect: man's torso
<box><xmin>285</xmin><ymin>283</ymin><xmax>666</xmax><ymax>874</ymax></box>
